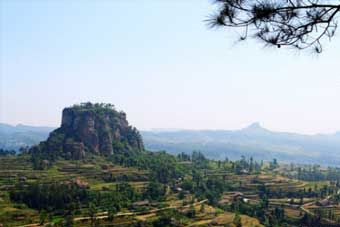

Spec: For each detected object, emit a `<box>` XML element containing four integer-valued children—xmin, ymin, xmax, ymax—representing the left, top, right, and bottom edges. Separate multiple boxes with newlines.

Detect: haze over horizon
<box><xmin>1</xmin><ymin>1</ymin><xmax>340</xmax><ymax>134</ymax></box>
<box><xmin>1</xmin><ymin>121</ymin><xmax>339</xmax><ymax>137</ymax></box>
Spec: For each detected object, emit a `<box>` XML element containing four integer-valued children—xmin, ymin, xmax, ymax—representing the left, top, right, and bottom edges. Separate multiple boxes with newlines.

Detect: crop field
<box><xmin>1</xmin><ymin>154</ymin><xmax>339</xmax><ymax>227</ymax></box>
<box><xmin>0</xmin><ymin>155</ymin><xmax>152</xmax><ymax>226</ymax></box>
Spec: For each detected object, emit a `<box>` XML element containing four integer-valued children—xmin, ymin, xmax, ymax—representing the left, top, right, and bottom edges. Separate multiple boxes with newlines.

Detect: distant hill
<box><xmin>0</xmin><ymin>123</ymin><xmax>55</xmax><ymax>151</ymax></box>
<box><xmin>141</xmin><ymin>123</ymin><xmax>340</xmax><ymax>166</ymax></box>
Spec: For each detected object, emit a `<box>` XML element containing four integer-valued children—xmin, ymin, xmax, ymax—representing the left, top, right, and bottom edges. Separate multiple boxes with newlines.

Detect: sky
<box><xmin>1</xmin><ymin>0</ymin><xmax>340</xmax><ymax>134</ymax></box>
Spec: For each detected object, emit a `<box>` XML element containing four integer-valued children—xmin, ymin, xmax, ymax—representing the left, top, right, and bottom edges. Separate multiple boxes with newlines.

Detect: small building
<box><xmin>19</xmin><ymin>176</ymin><xmax>27</xmax><ymax>182</ymax></box>
<box><xmin>316</xmin><ymin>199</ymin><xmax>331</xmax><ymax>207</ymax></box>
<box><xmin>241</xmin><ymin>169</ymin><xmax>249</xmax><ymax>174</ymax></box>
<box><xmin>218</xmin><ymin>198</ymin><xmax>231</xmax><ymax>205</ymax></box>
<box><xmin>174</xmin><ymin>187</ymin><xmax>183</xmax><ymax>193</ymax></box>
<box><xmin>72</xmin><ymin>177</ymin><xmax>89</xmax><ymax>189</ymax></box>
<box><xmin>131</xmin><ymin>200</ymin><xmax>150</xmax><ymax>209</ymax></box>
<box><xmin>243</xmin><ymin>198</ymin><xmax>249</xmax><ymax>203</ymax></box>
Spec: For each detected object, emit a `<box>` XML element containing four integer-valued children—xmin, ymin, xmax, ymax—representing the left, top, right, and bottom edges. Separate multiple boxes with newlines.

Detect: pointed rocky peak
<box><xmin>246</xmin><ymin>122</ymin><xmax>262</xmax><ymax>129</ymax></box>
<box><xmin>242</xmin><ymin>122</ymin><xmax>268</xmax><ymax>133</ymax></box>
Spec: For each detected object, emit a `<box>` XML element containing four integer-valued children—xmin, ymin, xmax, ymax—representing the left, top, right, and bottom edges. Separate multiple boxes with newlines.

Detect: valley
<box><xmin>1</xmin><ymin>153</ymin><xmax>340</xmax><ymax>227</ymax></box>
<box><xmin>0</xmin><ymin>103</ymin><xmax>339</xmax><ymax>227</ymax></box>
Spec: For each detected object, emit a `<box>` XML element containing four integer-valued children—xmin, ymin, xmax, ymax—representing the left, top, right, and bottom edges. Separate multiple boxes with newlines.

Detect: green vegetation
<box><xmin>30</xmin><ymin>102</ymin><xmax>144</xmax><ymax>169</ymax></box>
<box><xmin>0</xmin><ymin>148</ymin><xmax>16</xmax><ymax>156</ymax></box>
<box><xmin>2</xmin><ymin>152</ymin><xmax>340</xmax><ymax>227</ymax></box>
<box><xmin>1</xmin><ymin>104</ymin><xmax>340</xmax><ymax>227</ymax></box>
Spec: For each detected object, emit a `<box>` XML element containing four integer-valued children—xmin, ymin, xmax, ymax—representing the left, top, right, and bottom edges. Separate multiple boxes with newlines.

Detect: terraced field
<box><xmin>1</xmin><ymin>155</ymin><xmax>339</xmax><ymax>227</ymax></box>
<box><xmin>0</xmin><ymin>155</ymin><xmax>151</xmax><ymax>226</ymax></box>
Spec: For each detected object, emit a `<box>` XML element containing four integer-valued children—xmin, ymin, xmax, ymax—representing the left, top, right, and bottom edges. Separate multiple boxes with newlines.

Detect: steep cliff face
<box><xmin>34</xmin><ymin>103</ymin><xmax>143</xmax><ymax>160</ymax></box>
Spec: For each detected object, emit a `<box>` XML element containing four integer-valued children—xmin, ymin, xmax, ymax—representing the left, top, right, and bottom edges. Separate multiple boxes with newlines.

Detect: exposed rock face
<box><xmin>34</xmin><ymin>103</ymin><xmax>143</xmax><ymax>160</ymax></box>
<box><xmin>64</xmin><ymin>139</ymin><xmax>85</xmax><ymax>160</ymax></box>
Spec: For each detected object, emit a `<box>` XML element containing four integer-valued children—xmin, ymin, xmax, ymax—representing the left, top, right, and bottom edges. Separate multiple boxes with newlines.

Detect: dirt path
<box><xmin>300</xmin><ymin>195</ymin><xmax>338</xmax><ymax>225</ymax></box>
<box><xmin>14</xmin><ymin>199</ymin><xmax>208</xmax><ymax>227</ymax></box>
<box><xmin>74</xmin><ymin>199</ymin><xmax>208</xmax><ymax>222</ymax></box>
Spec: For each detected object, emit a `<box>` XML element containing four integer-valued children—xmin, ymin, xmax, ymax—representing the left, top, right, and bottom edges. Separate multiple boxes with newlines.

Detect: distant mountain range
<box><xmin>142</xmin><ymin>123</ymin><xmax>340</xmax><ymax>166</ymax></box>
<box><xmin>0</xmin><ymin>123</ymin><xmax>55</xmax><ymax>150</ymax></box>
<box><xmin>1</xmin><ymin>122</ymin><xmax>340</xmax><ymax>166</ymax></box>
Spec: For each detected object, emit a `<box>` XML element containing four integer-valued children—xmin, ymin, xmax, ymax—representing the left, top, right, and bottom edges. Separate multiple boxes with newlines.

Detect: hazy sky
<box><xmin>1</xmin><ymin>0</ymin><xmax>340</xmax><ymax>134</ymax></box>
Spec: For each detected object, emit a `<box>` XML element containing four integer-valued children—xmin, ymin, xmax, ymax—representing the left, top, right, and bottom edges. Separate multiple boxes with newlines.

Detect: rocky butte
<box><xmin>31</xmin><ymin>103</ymin><xmax>144</xmax><ymax>162</ymax></box>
